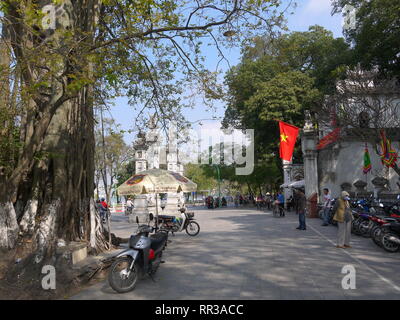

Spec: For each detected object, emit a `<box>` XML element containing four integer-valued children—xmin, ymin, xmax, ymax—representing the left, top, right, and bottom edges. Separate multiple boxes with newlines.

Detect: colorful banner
<box><xmin>363</xmin><ymin>143</ymin><xmax>372</xmax><ymax>174</ymax></box>
<box><xmin>378</xmin><ymin>130</ymin><xmax>398</xmax><ymax>168</ymax></box>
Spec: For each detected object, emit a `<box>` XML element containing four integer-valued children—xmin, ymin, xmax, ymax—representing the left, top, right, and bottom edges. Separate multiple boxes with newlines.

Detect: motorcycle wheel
<box><xmin>186</xmin><ymin>221</ymin><xmax>200</xmax><ymax>236</ymax></box>
<box><xmin>359</xmin><ymin>220</ymin><xmax>371</xmax><ymax>238</ymax></box>
<box><xmin>352</xmin><ymin>218</ymin><xmax>362</xmax><ymax>235</ymax></box>
<box><xmin>381</xmin><ymin>232</ymin><xmax>400</xmax><ymax>253</ymax></box>
<box><xmin>108</xmin><ymin>257</ymin><xmax>138</xmax><ymax>293</ymax></box>
<box><xmin>371</xmin><ymin>226</ymin><xmax>382</xmax><ymax>247</ymax></box>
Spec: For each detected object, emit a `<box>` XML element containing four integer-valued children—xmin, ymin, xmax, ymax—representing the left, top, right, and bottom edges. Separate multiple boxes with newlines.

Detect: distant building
<box><xmin>132</xmin><ymin>115</ymin><xmax>184</xmax><ymax>175</ymax></box>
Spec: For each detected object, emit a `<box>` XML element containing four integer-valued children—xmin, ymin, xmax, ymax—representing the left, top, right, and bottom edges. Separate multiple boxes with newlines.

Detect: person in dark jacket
<box><xmin>294</xmin><ymin>188</ymin><xmax>307</xmax><ymax>230</ymax></box>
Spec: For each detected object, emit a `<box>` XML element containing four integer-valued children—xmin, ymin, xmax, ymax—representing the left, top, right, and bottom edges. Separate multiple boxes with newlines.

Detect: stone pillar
<box><xmin>130</xmin><ymin>195</ymin><xmax>149</xmax><ymax>223</ymax></box>
<box><xmin>282</xmin><ymin>160</ymin><xmax>292</xmax><ymax>209</ymax></box>
<box><xmin>162</xmin><ymin>193</ymin><xmax>180</xmax><ymax>217</ymax></box>
<box><xmin>371</xmin><ymin>177</ymin><xmax>389</xmax><ymax>199</ymax></box>
<box><xmin>301</xmin><ymin>122</ymin><xmax>319</xmax><ymax>218</ymax></box>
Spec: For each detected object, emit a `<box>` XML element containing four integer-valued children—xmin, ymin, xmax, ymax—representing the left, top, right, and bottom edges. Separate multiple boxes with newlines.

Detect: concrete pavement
<box><xmin>71</xmin><ymin>207</ymin><xmax>400</xmax><ymax>300</ymax></box>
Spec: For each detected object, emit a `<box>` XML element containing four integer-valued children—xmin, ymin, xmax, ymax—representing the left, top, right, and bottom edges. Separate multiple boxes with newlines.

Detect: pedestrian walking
<box><xmin>277</xmin><ymin>191</ymin><xmax>285</xmax><ymax>217</ymax></box>
<box><xmin>295</xmin><ymin>188</ymin><xmax>307</xmax><ymax>230</ymax></box>
<box><xmin>321</xmin><ymin>188</ymin><xmax>332</xmax><ymax>226</ymax></box>
<box><xmin>333</xmin><ymin>191</ymin><xmax>353</xmax><ymax>248</ymax></box>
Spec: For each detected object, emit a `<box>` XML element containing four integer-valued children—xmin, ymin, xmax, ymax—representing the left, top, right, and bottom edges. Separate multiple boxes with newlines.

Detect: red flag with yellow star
<box><xmin>279</xmin><ymin>121</ymin><xmax>299</xmax><ymax>161</ymax></box>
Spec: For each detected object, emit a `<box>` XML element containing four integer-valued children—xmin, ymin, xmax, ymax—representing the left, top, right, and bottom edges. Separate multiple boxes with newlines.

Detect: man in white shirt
<box><xmin>126</xmin><ymin>197</ymin><xmax>133</xmax><ymax>215</ymax></box>
<box><xmin>322</xmin><ymin>188</ymin><xmax>332</xmax><ymax>226</ymax></box>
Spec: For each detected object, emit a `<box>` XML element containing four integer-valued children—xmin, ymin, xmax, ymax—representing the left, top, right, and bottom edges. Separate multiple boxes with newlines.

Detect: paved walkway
<box><xmin>72</xmin><ymin>207</ymin><xmax>400</xmax><ymax>300</ymax></box>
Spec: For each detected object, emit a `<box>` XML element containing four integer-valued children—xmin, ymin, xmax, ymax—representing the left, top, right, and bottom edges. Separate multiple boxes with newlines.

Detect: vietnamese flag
<box><xmin>279</xmin><ymin>121</ymin><xmax>299</xmax><ymax>161</ymax></box>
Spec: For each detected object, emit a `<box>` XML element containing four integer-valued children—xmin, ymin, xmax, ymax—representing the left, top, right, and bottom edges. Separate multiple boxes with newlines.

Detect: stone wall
<box><xmin>318</xmin><ymin>140</ymin><xmax>400</xmax><ymax>200</ymax></box>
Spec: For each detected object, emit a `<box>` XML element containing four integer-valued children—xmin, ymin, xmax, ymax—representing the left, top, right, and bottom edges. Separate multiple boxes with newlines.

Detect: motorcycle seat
<box><xmin>150</xmin><ymin>233</ymin><xmax>167</xmax><ymax>251</ymax></box>
<box><xmin>158</xmin><ymin>215</ymin><xmax>175</xmax><ymax>220</ymax></box>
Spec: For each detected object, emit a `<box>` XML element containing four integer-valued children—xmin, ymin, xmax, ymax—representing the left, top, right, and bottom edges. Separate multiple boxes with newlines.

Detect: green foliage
<box><xmin>0</xmin><ymin>112</ymin><xmax>21</xmax><ymax>175</ymax></box>
<box><xmin>333</xmin><ymin>0</ymin><xmax>400</xmax><ymax>77</ymax></box>
<box><xmin>94</xmin><ymin>116</ymin><xmax>129</xmax><ymax>200</ymax></box>
<box><xmin>184</xmin><ymin>163</ymin><xmax>217</xmax><ymax>191</ymax></box>
<box><xmin>223</xmin><ymin>26</ymin><xmax>353</xmax><ymax>168</ymax></box>
<box><xmin>115</xmin><ymin>160</ymin><xmax>136</xmax><ymax>188</ymax></box>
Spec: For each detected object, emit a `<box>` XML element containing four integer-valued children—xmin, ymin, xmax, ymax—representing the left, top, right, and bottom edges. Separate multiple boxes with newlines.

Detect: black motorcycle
<box><xmin>379</xmin><ymin>219</ymin><xmax>400</xmax><ymax>253</ymax></box>
<box><xmin>108</xmin><ymin>213</ymin><xmax>168</xmax><ymax>293</ymax></box>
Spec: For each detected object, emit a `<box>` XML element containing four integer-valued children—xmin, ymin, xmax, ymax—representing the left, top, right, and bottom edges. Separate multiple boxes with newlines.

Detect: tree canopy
<box><xmin>333</xmin><ymin>0</ymin><xmax>400</xmax><ymax>78</ymax></box>
<box><xmin>222</xmin><ymin>26</ymin><xmax>353</xmax><ymax>167</ymax></box>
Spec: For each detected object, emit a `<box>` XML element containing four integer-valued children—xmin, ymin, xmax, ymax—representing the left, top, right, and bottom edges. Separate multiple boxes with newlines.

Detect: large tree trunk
<box><xmin>0</xmin><ymin>1</ymin><xmax>105</xmax><ymax>259</ymax></box>
<box><xmin>0</xmin><ymin>201</ymin><xmax>19</xmax><ymax>249</ymax></box>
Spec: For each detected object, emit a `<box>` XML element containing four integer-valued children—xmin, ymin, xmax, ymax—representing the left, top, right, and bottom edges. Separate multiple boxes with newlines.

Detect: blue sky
<box><xmin>110</xmin><ymin>0</ymin><xmax>344</xmax><ymax>145</ymax></box>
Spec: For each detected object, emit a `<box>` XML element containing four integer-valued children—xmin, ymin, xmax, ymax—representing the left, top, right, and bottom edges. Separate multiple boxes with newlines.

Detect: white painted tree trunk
<box><xmin>0</xmin><ymin>201</ymin><xmax>19</xmax><ymax>249</ymax></box>
<box><xmin>89</xmin><ymin>198</ymin><xmax>96</xmax><ymax>249</ymax></box>
<box><xmin>19</xmin><ymin>199</ymin><xmax>38</xmax><ymax>234</ymax></box>
<box><xmin>34</xmin><ymin>199</ymin><xmax>59</xmax><ymax>263</ymax></box>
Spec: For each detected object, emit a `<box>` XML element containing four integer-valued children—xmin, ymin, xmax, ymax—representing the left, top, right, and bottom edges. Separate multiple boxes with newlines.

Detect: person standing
<box><xmin>234</xmin><ymin>194</ymin><xmax>239</xmax><ymax>208</ymax></box>
<box><xmin>321</xmin><ymin>188</ymin><xmax>332</xmax><ymax>226</ymax></box>
<box><xmin>277</xmin><ymin>191</ymin><xmax>285</xmax><ymax>217</ymax></box>
<box><xmin>126</xmin><ymin>197</ymin><xmax>133</xmax><ymax>216</ymax></box>
<box><xmin>100</xmin><ymin>197</ymin><xmax>109</xmax><ymax>223</ymax></box>
<box><xmin>333</xmin><ymin>191</ymin><xmax>353</xmax><ymax>248</ymax></box>
<box><xmin>295</xmin><ymin>188</ymin><xmax>307</xmax><ymax>230</ymax></box>
<box><xmin>293</xmin><ymin>190</ymin><xmax>299</xmax><ymax>214</ymax></box>
<box><xmin>256</xmin><ymin>194</ymin><xmax>263</xmax><ymax>210</ymax></box>
<box><xmin>287</xmin><ymin>195</ymin><xmax>294</xmax><ymax>212</ymax></box>
<box><xmin>265</xmin><ymin>193</ymin><xmax>272</xmax><ymax>210</ymax></box>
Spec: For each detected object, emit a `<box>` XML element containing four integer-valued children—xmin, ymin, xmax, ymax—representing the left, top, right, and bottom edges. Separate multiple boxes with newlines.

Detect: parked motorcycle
<box><xmin>370</xmin><ymin>216</ymin><xmax>400</xmax><ymax>247</ymax></box>
<box><xmin>378</xmin><ymin>219</ymin><xmax>400</xmax><ymax>253</ymax></box>
<box><xmin>108</xmin><ymin>213</ymin><xmax>168</xmax><ymax>293</ymax></box>
<box><xmin>157</xmin><ymin>208</ymin><xmax>200</xmax><ymax>236</ymax></box>
<box><xmin>355</xmin><ymin>213</ymin><xmax>375</xmax><ymax>237</ymax></box>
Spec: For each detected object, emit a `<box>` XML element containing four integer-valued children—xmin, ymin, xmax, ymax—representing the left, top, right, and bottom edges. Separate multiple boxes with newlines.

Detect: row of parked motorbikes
<box><xmin>108</xmin><ymin>208</ymin><xmax>200</xmax><ymax>293</ymax></box>
<box><xmin>319</xmin><ymin>195</ymin><xmax>400</xmax><ymax>253</ymax></box>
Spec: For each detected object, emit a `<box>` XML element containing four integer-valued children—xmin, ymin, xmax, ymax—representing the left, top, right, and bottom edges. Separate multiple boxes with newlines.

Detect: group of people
<box><xmin>234</xmin><ymin>194</ymin><xmax>255</xmax><ymax>207</ymax></box>
<box><xmin>234</xmin><ymin>192</ymin><xmax>283</xmax><ymax>210</ymax></box>
<box><xmin>205</xmin><ymin>196</ymin><xmax>227</xmax><ymax>209</ymax></box>
<box><xmin>288</xmin><ymin>187</ymin><xmax>353</xmax><ymax>248</ymax></box>
<box><xmin>98</xmin><ymin>186</ymin><xmax>353</xmax><ymax>249</ymax></box>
